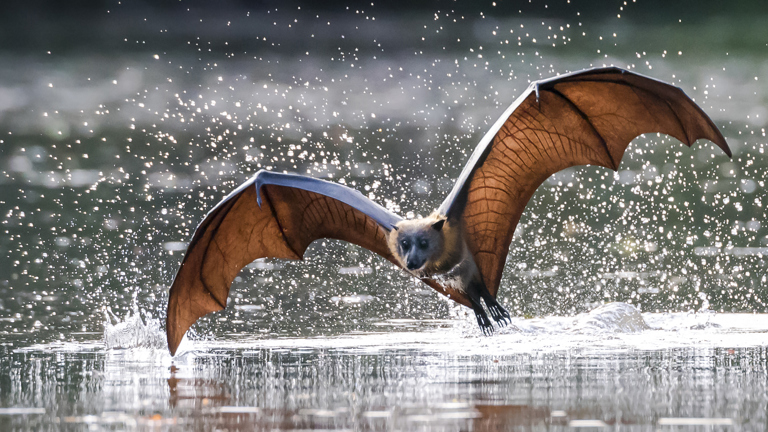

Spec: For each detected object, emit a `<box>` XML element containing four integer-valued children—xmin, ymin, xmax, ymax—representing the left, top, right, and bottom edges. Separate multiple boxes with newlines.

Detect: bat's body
<box><xmin>388</xmin><ymin>215</ymin><xmax>509</xmax><ymax>332</ymax></box>
<box><xmin>165</xmin><ymin>67</ymin><xmax>731</xmax><ymax>355</ymax></box>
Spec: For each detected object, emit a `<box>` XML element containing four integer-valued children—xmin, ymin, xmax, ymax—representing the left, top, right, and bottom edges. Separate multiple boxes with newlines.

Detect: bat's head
<box><xmin>389</xmin><ymin>215</ymin><xmax>447</xmax><ymax>277</ymax></box>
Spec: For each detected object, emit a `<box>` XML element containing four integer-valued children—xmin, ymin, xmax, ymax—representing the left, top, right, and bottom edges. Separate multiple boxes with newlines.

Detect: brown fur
<box><xmin>388</xmin><ymin>213</ymin><xmax>479</xmax><ymax>292</ymax></box>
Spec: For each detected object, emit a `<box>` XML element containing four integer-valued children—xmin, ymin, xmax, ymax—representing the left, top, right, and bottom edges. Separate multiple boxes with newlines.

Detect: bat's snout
<box><xmin>406</xmin><ymin>256</ymin><xmax>426</xmax><ymax>271</ymax></box>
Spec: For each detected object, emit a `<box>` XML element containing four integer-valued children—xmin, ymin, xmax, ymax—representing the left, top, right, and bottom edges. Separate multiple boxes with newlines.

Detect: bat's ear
<box><xmin>391</xmin><ymin>225</ymin><xmax>399</xmax><ymax>231</ymax></box>
<box><xmin>431</xmin><ymin>219</ymin><xmax>445</xmax><ymax>232</ymax></box>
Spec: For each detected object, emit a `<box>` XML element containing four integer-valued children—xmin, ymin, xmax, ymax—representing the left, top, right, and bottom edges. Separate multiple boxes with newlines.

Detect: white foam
<box><xmin>103</xmin><ymin>306</ymin><xmax>166</xmax><ymax>351</ymax></box>
<box><xmin>571</xmin><ymin>302</ymin><xmax>650</xmax><ymax>334</ymax></box>
<box><xmin>19</xmin><ymin>302</ymin><xmax>768</xmax><ymax>357</ymax></box>
<box><xmin>181</xmin><ymin>302</ymin><xmax>768</xmax><ymax>355</ymax></box>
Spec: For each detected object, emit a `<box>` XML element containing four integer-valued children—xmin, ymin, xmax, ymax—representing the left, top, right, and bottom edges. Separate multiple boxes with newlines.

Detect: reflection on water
<box><xmin>2</xmin><ymin>304</ymin><xmax>768</xmax><ymax>430</ymax></box>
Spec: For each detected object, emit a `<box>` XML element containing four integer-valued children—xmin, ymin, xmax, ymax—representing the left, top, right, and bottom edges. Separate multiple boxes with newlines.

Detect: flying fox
<box><xmin>165</xmin><ymin>67</ymin><xmax>730</xmax><ymax>355</ymax></box>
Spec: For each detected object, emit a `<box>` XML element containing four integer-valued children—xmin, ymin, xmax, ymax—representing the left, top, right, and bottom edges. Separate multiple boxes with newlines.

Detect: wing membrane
<box><xmin>166</xmin><ymin>171</ymin><xmax>402</xmax><ymax>354</ymax></box>
<box><xmin>439</xmin><ymin>67</ymin><xmax>730</xmax><ymax>297</ymax></box>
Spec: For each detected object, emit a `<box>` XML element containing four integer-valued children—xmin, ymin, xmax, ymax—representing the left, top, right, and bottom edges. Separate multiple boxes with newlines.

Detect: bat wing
<box><xmin>437</xmin><ymin>67</ymin><xmax>730</xmax><ymax>297</ymax></box>
<box><xmin>166</xmin><ymin>170</ymin><xmax>404</xmax><ymax>355</ymax></box>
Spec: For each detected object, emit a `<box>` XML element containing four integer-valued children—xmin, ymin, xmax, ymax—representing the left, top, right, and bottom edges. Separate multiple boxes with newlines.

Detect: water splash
<box><xmin>571</xmin><ymin>302</ymin><xmax>650</xmax><ymax>334</ymax></box>
<box><xmin>103</xmin><ymin>304</ymin><xmax>166</xmax><ymax>350</ymax></box>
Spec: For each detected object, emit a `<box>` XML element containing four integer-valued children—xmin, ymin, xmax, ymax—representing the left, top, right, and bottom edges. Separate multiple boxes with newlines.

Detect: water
<box><xmin>2</xmin><ymin>2</ymin><xmax>768</xmax><ymax>430</ymax></box>
<box><xmin>3</xmin><ymin>304</ymin><xmax>768</xmax><ymax>430</ymax></box>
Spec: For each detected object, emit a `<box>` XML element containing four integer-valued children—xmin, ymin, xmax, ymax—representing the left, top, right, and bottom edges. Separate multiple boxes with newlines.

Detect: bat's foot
<box><xmin>470</xmin><ymin>299</ymin><xmax>494</xmax><ymax>336</ymax></box>
<box><xmin>484</xmin><ymin>297</ymin><xmax>511</xmax><ymax>327</ymax></box>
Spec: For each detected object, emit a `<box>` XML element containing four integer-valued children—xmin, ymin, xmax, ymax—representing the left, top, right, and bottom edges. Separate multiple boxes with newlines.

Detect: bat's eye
<box><xmin>400</xmin><ymin>240</ymin><xmax>410</xmax><ymax>249</ymax></box>
<box><xmin>418</xmin><ymin>239</ymin><xmax>429</xmax><ymax>249</ymax></box>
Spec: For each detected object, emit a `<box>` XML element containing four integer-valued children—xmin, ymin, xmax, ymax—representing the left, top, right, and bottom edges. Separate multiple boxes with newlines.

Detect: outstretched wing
<box><xmin>437</xmin><ymin>67</ymin><xmax>730</xmax><ymax>297</ymax></box>
<box><xmin>166</xmin><ymin>170</ymin><xmax>403</xmax><ymax>355</ymax></box>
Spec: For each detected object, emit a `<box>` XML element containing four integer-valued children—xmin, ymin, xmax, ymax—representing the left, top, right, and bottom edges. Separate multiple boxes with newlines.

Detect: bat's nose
<box><xmin>406</xmin><ymin>258</ymin><xmax>424</xmax><ymax>271</ymax></box>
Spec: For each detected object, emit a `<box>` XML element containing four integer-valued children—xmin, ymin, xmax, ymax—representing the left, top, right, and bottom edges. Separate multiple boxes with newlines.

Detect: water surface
<box><xmin>2</xmin><ymin>303</ymin><xmax>767</xmax><ymax>430</ymax></box>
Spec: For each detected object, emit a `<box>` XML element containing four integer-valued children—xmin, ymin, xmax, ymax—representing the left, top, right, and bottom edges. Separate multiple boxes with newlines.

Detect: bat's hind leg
<box><xmin>468</xmin><ymin>296</ymin><xmax>494</xmax><ymax>336</ymax></box>
<box><xmin>468</xmin><ymin>277</ymin><xmax>510</xmax><ymax>328</ymax></box>
<box><xmin>466</xmin><ymin>279</ymin><xmax>499</xmax><ymax>335</ymax></box>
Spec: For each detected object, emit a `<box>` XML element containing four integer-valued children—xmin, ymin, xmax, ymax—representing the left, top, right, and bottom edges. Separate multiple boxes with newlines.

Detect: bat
<box><xmin>165</xmin><ymin>67</ymin><xmax>730</xmax><ymax>355</ymax></box>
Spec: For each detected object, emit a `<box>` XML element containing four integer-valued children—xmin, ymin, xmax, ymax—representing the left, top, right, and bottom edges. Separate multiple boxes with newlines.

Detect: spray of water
<box><xmin>103</xmin><ymin>296</ymin><xmax>166</xmax><ymax>350</ymax></box>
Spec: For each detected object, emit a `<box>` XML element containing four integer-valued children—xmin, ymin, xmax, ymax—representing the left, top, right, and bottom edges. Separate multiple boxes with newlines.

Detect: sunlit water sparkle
<box><xmin>2</xmin><ymin>303</ymin><xmax>767</xmax><ymax>430</ymax></box>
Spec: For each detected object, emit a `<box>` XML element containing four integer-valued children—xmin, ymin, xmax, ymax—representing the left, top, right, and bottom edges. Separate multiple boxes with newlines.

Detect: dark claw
<box><xmin>472</xmin><ymin>302</ymin><xmax>494</xmax><ymax>336</ymax></box>
<box><xmin>478</xmin><ymin>319</ymin><xmax>494</xmax><ymax>336</ymax></box>
<box><xmin>484</xmin><ymin>298</ymin><xmax>511</xmax><ymax>327</ymax></box>
<box><xmin>468</xmin><ymin>283</ymin><xmax>508</xmax><ymax>335</ymax></box>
